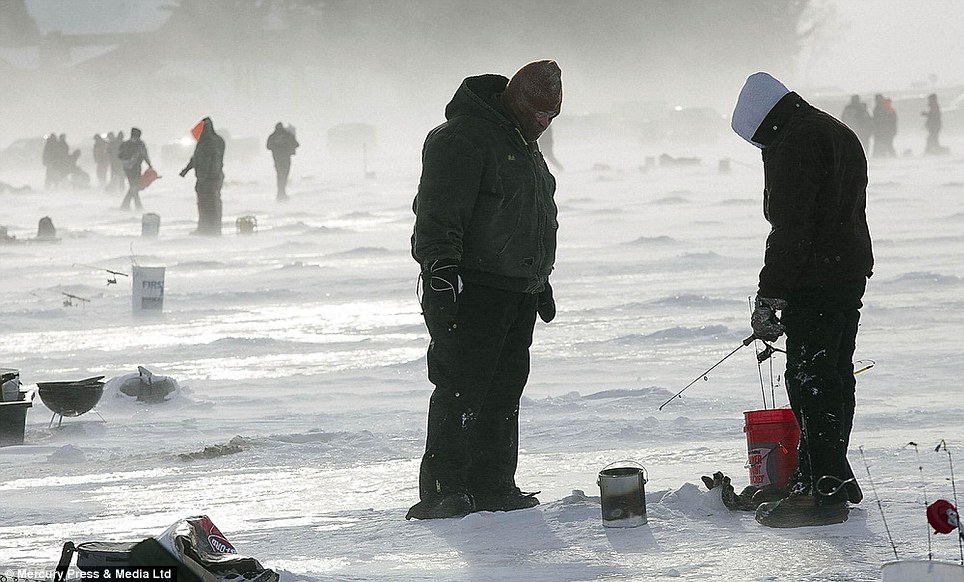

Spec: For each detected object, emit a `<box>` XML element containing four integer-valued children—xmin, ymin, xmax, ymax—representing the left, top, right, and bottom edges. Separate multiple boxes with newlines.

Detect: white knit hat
<box><xmin>731</xmin><ymin>72</ymin><xmax>791</xmax><ymax>147</ymax></box>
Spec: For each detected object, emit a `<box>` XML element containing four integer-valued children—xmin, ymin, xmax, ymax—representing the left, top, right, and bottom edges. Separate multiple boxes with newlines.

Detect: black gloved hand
<box><xmin>179</xmin><ymin>168</ymin><xmax>189</xmax><ymax>178</ymax></box>
<box><xmin>750</xmin><ymin>296</ymin><xmax>787</xmax><ymax>342</ymax></box>
<box><xmin>420</xmin><ymin>259</ymin><xmax>460</xmax><ymax>333</ymax></box>
<box><xmin>537</xmin><ymin>281</ymin><xmax>556</xmax><ymax>323</ymax></box>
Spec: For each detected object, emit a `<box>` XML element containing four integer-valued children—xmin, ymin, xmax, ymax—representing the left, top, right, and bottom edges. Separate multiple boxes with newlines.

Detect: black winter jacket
<box><xmin>411</xmin><ymin>74</ymin><xmax>558</xmax><ymax>294</ymax></box>
<box><xmin>756</xmin><ymin>93</ymin><xmax>874</xmax><ymax>303</ymax></box>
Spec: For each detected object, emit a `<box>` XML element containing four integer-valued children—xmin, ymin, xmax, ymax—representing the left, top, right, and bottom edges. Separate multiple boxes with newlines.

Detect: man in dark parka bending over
<box><xmin>732</xmin><ymin>72</ymin><xmax>874</xmax><ymax>526</ymax></box>
<box><xmin>407</xmin><ymin>60</ymin><xmax>562</xmax><ymax>520</ymax></box>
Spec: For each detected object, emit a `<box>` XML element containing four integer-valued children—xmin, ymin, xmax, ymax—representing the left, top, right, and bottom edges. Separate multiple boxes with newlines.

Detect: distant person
<box><xmin>540</xmin><ymin>125</ymin><xmax>564</xmax><ymax>171</ymax></box>
<box><xmin>93</xmin><ymin>134</ymin><xmax>109</xmax><ymax>187</ymax></box>
<box><xmin>731</xmin><ymin>72</ymin><xmax>873</xmax><ymax>526</ymax></box>
<box><xmin>406</xmin><ymin>60</ymin><xmax>562</xmax><ymax>520</ymax></box>
<box><xmin>118</xmin><ymin>127</ymin><xmax>153</xmax><ymax>211</ymax></box>
<box><xmin>923</xmin><ymin>93</ymin><xmax>946</xmax><ymax>155</ymax></box>
<box><xmin>108</xmin><ymin>131</ymin><xmax>126</xmax><ymax>192</ymax></box>
<box><xmin>266</xmin><ymin>122</ymin><xmax>299</xmax><ymax>200</ymax></box>
<box><xmin>54</xmin><ymin>134</ymin><xmax>71</xmax><ymax>185</ymax></box>
<box><xmin>840</xmin><ymin>95</ymin><xmax>872</xmax><ymax>152</ymax></box>
<box><xmin>872</xmin><ymin>94</ymin><xmax>898</xmax><ymax>158</ymax></box>
<box><xmin>42</xmin><ymin>133</ymin><xmax>59</xmax><ymax>189</ymax></box>
<box><xmin>179</xmin><ymin>117</ymin><xmax>225</xmax><ymax>235</ymax></box>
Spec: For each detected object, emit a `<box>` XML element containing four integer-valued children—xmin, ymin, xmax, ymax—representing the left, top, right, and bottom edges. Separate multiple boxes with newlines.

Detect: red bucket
<box><xmin>744</xmin><ymin>408</ymin><xmax>799</xmax><ymax>489</ymax></box>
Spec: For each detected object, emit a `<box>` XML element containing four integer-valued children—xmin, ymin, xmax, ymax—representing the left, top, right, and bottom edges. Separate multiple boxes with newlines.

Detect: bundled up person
<box><xmin>107</xmin><ymin>131</ymin><xmax>126</xmax><ymax>192</ymax></box>
<box><xmin>42</xmin><ymin>133</ymin><xmax>60</xmax><ymax>189</ymax></box>
<box><xmin>406</xmin><ymin>60</ymin><xmax>562</xmax><ymax>520</ymax></box>
<box><xmin>93</xmin><ymin>133</ymin><xmax>109</xmax><ymax>187</ymax></box>
<box><xmin>872</xmin><ymin>94</ymin><xmax>898</xmax><ymax>158</ymax></box>
<box><xmin>923</xmin><ymin>93</ymin><xmax>945</xmax><ymax>155</ymax></box>
<box><xmin>840</xmin><ymin>95</ymin><xmax>872</xmax><ymax>152</ymax></box>
<box><xmin>179</xmin><ymin>117</ymin><xmax>225</xmax><ymax>235</ymax></box>
<box><xmin>266</xmin><ymin>122</ymin><xmax>299</xmax><ymax>200</ymax></box>
<box><xmin>118</xmin><ymin>127</ymin><xmax>153</xmax><ymax>211</ymax></box>
<box><xmin>730</xmin><ymin>72</ymin><xmax>874</xmax><ymax>527</ymax></box>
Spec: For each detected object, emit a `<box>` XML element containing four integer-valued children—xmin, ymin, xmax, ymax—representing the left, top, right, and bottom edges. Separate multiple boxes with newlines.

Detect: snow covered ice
<box><xmin>1</xmin><ymin>127</ymin><xmax>964</xmax><ymax>582</ymax></box>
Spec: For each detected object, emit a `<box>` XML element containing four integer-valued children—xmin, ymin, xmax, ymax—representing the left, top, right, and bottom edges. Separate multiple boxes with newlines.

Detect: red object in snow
<box><xmin>191</xmin><ymin>120</ymin><xmax>204</xmax><ymax>141</ymax></box>
<box><xmin>138</xmin><ymin>168</ymin><xmax>159</xmax><ymax>189</ymax></box>
<box><xmin>927</xmin><ymin>499</ymin><xmax>960</xmax><ymax>534</ymax></box>
<box><xmin>744</xmin><ymin>408</ymin><xmax>800</xmax><ymax>489</ymax></box>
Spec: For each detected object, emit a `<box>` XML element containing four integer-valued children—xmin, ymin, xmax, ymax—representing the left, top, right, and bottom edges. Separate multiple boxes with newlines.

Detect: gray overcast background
<box><xmin>2</xmin><ymin>0</ymin><xmax>963</xmax><ymax>155</ymax></box>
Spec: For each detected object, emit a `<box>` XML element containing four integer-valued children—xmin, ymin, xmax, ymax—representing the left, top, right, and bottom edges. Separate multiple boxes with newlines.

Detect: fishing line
<box><xmin>860</xmin><ymin>445</ymin><xmax>900</xmax><ymax>560</ymax></box>
<box><xmin>906</xmin><ymin>441</ymin><xmax>933</xmax><ymax>560</ymax></box>
<box><xmin>748</xmin><ymin>296</ymin><xmax>769</xmax><ymax>409</ymax></box>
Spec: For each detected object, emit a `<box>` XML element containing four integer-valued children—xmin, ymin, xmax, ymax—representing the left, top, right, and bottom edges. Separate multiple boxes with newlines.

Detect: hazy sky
<box><xmin>799</xmin><ymin>0</ymin><xmax>964</xmax><ymax>92</ymax></box>
<box><xmin>21</xmin><ymin>0</ymin><xmax>964</xmax><ymax>94</ymax></box>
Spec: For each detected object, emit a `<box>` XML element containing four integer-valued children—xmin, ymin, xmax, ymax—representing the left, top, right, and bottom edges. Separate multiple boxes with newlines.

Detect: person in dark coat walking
<box><xmin>118</xmin><ymin>127</ymin><xmax>152</xmax><ymax>210</ymax></box>
<box><xmin>179</xmin><ymin>117</ymin><xmax>225</xmax><ymax>235</ymax></box>
<box><xmin>923</xmin><ymin>93</ymin><xmax>945</xmax><ymax>155</ymax></box>
<box><xmin>266</xmin><ymin>122</ymin><xmax>299</xmax><ymax>200</ymax></box>
<box><xmin>406</xmin><ymin>60</ymin><xmax>562</xmax><ymax>520</ymax></box>
<box><xmin>731</xmin><ymin>72</ymin><xmax>874</xmax><ymax>526</ymax></box>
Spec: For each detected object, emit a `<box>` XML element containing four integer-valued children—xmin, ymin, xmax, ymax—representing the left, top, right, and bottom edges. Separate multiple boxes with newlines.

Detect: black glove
<box><xmin>750</xmin><ymin>296</ymin><xmax>787</xmax><ymax>342</ymax></box>
<box><xmin>420</xmin><ymin>259</ymin><xmax>460</xmax><ymax>333</ymax></box>
<box><xmin>701</xmin><ymin>471</ymin><xmax>758</xmax><ymax>511</ymax></box>
<box><xmin>537</xmin><ymin>281</ymin><xmax>556</xmax><ymax>323</ymax></box>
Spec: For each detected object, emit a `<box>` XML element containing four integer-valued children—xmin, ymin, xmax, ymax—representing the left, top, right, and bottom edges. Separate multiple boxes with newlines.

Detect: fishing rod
<box><xmin>906</xmin><ymin>441</ymin><xmax>934</xmax><ymax>560</ymax></box>
<box><xmin>75</xmin><ymin>263</ymin><xmax>130</xmax><ymax>285</ymax></box>
<box><xmin>860</xmin><ymin>445</ymin><xmax>900</xmax><ymax>560</ymax></box>
<box><xmin>658</xmin><ymin>333</ymin><xmax>757</xmax><ymax>411</ymax></box>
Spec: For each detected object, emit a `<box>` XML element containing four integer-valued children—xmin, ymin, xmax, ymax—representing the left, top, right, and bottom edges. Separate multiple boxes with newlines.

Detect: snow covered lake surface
<box><xmin>1</xmin><ymin>132</ymin><xmax>963</xmax><ymax>581</ymax></box>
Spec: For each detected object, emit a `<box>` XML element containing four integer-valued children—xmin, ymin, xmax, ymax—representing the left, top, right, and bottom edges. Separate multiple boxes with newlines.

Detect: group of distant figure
<box><xmin>42</xmin><ymin>134</ymin><xmax>90</xmax><ymax>190</ymax></box>
<box><xmin>840</xmin><ymin>92</ymin><xmax>947</xmax><ymax>157</ymax></box>
<box><xmin>39</xmin><ymin>120</ymin><xmax>300</xmax><ymax>236</ymax></box>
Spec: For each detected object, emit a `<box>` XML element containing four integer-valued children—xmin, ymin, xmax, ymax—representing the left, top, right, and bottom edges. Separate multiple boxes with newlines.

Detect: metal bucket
<box><xmin>597</xmin><ymin>460</ymin><xmax>648</xmax><ymax>527</ymax></box>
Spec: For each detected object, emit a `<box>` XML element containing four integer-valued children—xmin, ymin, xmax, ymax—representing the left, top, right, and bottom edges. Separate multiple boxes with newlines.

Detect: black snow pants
<box><xmin>783</xmin><ymin>278</ymin><xmax>865</xmax><ymax>501</ymax></box>
<box><xmin>122</xmin><ymin>168</ymin><xmax>143</xmax><ymax>210</ymax></box>
<box><xmin>417</xmin><ymin>282</ymin><xmax>538</xmax><ymax>502</ymax></box>
<box><xmin>273</xmin><ymin>155</ymin><xmax>291</xmax><ymax>200</ymax></box>
<box><xmin>195</xmin><ymin>175</ymin><xmax>223</xmax><ymax>235</ymax></box>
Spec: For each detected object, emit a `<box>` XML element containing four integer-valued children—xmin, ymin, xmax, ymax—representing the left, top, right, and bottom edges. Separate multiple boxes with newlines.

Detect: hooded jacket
<box><xmin>734</xmin><ymin>89</ymin><xmax>874</xmax><ymax>302</ymax></box>
<box><xmin>411</xmin><ymin>74</ymin><xmax>558</xmax><ymax>293</ymax></box>
<box><xmin>182</xmin><ymin>119</ymin><xmax>225</xmax><ymax>192</ymax></box>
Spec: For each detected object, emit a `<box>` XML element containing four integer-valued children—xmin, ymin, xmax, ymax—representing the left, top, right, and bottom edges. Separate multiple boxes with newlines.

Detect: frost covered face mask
<box><xmin>502</xmin><ymin>60</ymin><xmax>563</xmax><ymax>143</ymax></box>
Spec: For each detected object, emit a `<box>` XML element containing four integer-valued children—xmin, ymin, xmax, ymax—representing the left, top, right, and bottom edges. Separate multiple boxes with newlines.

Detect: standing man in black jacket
<box><xmin>406</xmin><ymin>60</ymin><xmax>562</xmax><ymax>520</ymax></box>
<box><xmin>731</xmin><ymin>72</ymin><xmax>874</xmax><ymax>526</ymax></box>
<box><xmin>179</xmin><ymin>117</ymin><xmax>225</xmax><ymax>236</ymax></box>
<box><xmin>266</xmin><ymin>122</ymin><xmax>299</xmax><ymax>200</ymax></box>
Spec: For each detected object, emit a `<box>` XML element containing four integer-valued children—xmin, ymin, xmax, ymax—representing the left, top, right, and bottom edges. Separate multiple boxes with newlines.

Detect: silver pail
<box><xmin>597</xmin><ymin>460</ymin><xmax>648</xmax><ymax>528</ymax></box>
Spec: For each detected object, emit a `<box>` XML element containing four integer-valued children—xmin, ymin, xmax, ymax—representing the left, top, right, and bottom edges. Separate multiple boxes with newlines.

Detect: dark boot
<box><xmin>755</xmin><ymin>494</ymin><xmax>848</xmax><ymax>528</ymax></box>
<box><xmin>473</xmin><ymin>487</ymin><xmax>540</xmax><ymax>512</ymax></box>
<box><xmin>405</xmin><ymin>493</ymin><xmax>474</xmax><ymax>520</ymax></box>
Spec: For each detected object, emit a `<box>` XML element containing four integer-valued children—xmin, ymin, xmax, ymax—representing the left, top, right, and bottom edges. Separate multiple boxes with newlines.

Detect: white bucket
<box><xmin>132</xmin><ymin>266</ymin><xmax>165</xmax><ymax>314</ymax></box>
<box><xmin>597</xmin><ymin>461</ymin><xmax>648</xmax><ymax>527</ymax></box>
<box><xmin>142</xmin><ymin>213</ymin><xmax>160</xmax><ymax>237</ymax></box>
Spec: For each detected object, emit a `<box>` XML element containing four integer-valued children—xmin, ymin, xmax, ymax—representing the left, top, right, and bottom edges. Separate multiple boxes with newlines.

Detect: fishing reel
<box><xmin>927</xmin><ymin>499</ymin><xmax>963</xmax><ymax>538</ymax></box>
<box><xmin>755</xmin><ymin>341</ymin><xmax>785</xmax><ymax>363</ymax></box>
